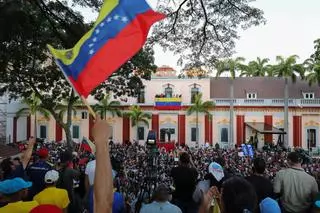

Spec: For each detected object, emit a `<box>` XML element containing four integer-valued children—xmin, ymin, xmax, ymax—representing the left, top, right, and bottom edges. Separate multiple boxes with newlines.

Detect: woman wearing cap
<box><xmin>0</xmin><ymin>177</ymin><xmax>38</xmax><ymax>213</ymax></box>
<box><xmin>33</xmin><ymin>170</ymin><xmax>70</xmax><ymax>213</ymax></box>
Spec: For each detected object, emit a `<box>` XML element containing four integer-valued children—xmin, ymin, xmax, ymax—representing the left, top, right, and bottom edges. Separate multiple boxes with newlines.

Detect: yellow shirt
<box><xmin>33</xmin><ymin>187</ymin><xmax>70</xmax><ymax>209</ymax></box>
<box><xmin>0</xmin><ymin>201</ymin><xmax>38</xmax><ymax>213</ymax></box>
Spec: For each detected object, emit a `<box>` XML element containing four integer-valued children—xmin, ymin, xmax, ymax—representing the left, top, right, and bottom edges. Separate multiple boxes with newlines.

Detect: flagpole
<box><xmin>81</xmin><ymin>96</ymin><xmax>96</xmax><ymax>120</ymax></box>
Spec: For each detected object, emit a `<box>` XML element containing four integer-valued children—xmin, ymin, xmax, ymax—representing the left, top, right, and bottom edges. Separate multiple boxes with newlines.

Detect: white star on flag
<box><xmin>114</xmin><ymin>15</ymin><xmax>119</xmax><ymax>20</ymax></box>
<box><xmin>92</xmin><ymin>37</ymin><xmax>97</xmax><ymax>42</ymax></box>
<box><xmin>106</xmin><ymin>17</ymin><xmax>112</xmax><ymax>22</ymax></box>
<box><xmin>121</xmin><ymin>16</ymin><xmax>128</xmax><ymax>22</ymax></box>
<box><xmin>95</xmin><ymin>29</ymin><xmax>100</xmax><ymax>34</ymax></box>
<box><xmin>100</xmin><ymin>22</ymin><xmax>105</xmax><ymax>27</ymax></box>
<box><xmin>88</xmin><ymin>43</ymin><xmax>94</xmax><ymax>48</ymax></box>
<box><xmin>89</xmin><ymin>49</ymin><xmax>94</xmax><ymax>55</ymax></box>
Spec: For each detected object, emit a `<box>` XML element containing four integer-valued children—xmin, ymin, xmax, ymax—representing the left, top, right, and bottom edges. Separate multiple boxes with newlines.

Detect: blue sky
<box><xmin>76</xmin><ymin>0</ymin><xmax>320</xmax><ymax>71</ymax></box>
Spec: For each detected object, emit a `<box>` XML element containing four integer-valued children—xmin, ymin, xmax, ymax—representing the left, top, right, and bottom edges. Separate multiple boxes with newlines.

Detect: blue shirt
<box><xmin>3</xmin><ymin>163</ymin><xmax>25</xmax><ymax>180</ymax></box>
<box><xmin>27</xmin><ymin>160</ymin><xmax>52</xmax><ymax>197</ymax></box>
<box><xmin>88</xmin><ymin>187</ymin><xmax>125</xmax><ymax>213</ymax></box>
<box><xmin>140</xmin><ymin>201</ymin><xmax>182</xmax><ymax>213</ymax></box>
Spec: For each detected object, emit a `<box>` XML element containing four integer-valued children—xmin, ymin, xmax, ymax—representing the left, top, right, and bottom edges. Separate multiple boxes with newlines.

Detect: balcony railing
<box><xmin>213</xmin><ymin>99</ymin><xmax>320</xmax><ymax>107</ymax></box>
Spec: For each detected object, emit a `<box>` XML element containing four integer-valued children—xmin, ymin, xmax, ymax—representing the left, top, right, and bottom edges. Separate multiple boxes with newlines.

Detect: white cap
<box><xmin>45</xmin><ymin>170</ymin><xmax>59</xmax><ymax>184</ymax></box>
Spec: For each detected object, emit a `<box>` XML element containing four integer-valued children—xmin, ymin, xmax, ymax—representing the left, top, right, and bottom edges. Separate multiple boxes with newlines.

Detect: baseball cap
<box><xmin>37</xmin><ymin>148</ymin><xmax>49</xmax><ymax>158</ymax></box>
<box><xmin>0</xmin><ymin>178</ymin><xmax>32</xmax><ymax>195</ymax></box>
<box><xmin>30</xmin><ymin>204</ymin><xmax>63</xmax><ymax>213</ymax></box>
<box><xmin>259</xmin><ymin>197</ymin><xmax>281</xmax><ymax>213</ymax></box>
<box><xmin>45</xmin><ymin>170</ymin><xmax>59</xmax><ymax>184</ymax></box>
<box><xmin>208</xmin><ymin>162</ymin><xmax>224</xmax><ymax>182</ymax></box>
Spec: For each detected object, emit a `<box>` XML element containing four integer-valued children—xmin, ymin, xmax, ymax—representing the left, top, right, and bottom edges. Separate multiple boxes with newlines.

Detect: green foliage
<box><xmin>94</xmin><ymin>94</ymin><xmax>122</xmax><ymax>119</ymax></box>
<box><xmin>304</xmin><ymin>39</ymin><xmax>320</xmax><ymax>86</ymax></box>
<box><xmin>187</xmin><ymin>93</ymin><xmax>215</xmax><ymax>117</ymax></box>
<box><xmin>16</xmin><ymin>93</ymin><xmax>50</xmax><ymax>119</ymax></box>
<box><xmin>273</xmin><ymin>55</ymin><xmax>305</xmax><ymax>82</ymax></box>
<box><xmin>240</xmin><ymin>57</ymin><xmax>271</xmax><ymax>77</ymax></box>
<box><xmin>215</xmin><ymin>57</ymin><xmax>246</xmax><ymax>79</ymax></box>
<box><xmin>126</xmin><ymin>105</ymin><xmax>151</xmax><ymax>127</ymax></box>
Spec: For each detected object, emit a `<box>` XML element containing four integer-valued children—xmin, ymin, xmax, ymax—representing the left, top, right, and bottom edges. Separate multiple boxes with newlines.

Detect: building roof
<box><xmin>210</xmin><ymin>77</ymin><xmax>320</xmax><ymax>99</ymax></box>
<box><xmin>156</xmin><ymin>65</ymin><xmax>176</xmax><ymax>72</ymax></box>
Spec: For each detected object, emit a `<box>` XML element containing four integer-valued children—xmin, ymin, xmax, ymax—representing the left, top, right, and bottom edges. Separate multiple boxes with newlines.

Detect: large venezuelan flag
<box><xmin>155</xmin><ymin>97</ymin><xmax>182</xmax><ymax>110</ymax></box>
<box><xmin>48</xmin><ymin>0</ymin><xmax>165</xmax><ymax>97</ymax></box>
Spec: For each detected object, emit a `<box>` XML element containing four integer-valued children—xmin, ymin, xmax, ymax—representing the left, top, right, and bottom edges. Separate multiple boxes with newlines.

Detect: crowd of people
<box><xmin>0</xmin><ymin>120</ymin><xmax>320</xmax><ymax>213</ymax></box>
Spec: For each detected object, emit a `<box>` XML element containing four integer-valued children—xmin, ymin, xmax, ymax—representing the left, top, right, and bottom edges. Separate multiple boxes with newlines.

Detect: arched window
<box><xmin>165</xmin><ymin>86</ymin><xmax>173</xmax><ymax>98</ymax></box>
<box><xmin>191</xmin><ymin>87</ymin><xmax>200</xmax><ymax>103</ymax></box>
<box><xmin>137</xmin><ymin>87</ymin><xmax>145</xmax><ymax>103</ymax></box>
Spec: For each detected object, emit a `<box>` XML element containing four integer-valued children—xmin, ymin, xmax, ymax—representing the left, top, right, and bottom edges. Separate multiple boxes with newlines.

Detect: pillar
<box><xmin>264</xmin><ymin>115</ymin><xmax>273</xmax><ymax>143</ymax></box>
<box><xmin>293</xmin><ymin>116</ymin><xmax>302</xmax><ymax>147</ymax></box>
<box><xmin>236</xmin><ymin>115</ymin><xmax>245</xmax><ymax>145</ymax></box>
<box><xmin>151</xmin><ymin>114</ymin><xmax>159</xmax><ymax>141</ymax></box>
<box><xmin>178</xmin><ymin>114</ymin><xmax>186</xmax><ymax>145</ymax></box>
<box><xmin>27</xmin><ymin>116</ymin><xmax>31</xmax><ymax>139</ymax></box>
<box><xmin>13</xmin><ymin>117</ymin><xmax>17</xmax><ymax>143</ymax></box>
<box><xmin>55</xmin><ymin>121</ymin><xmax>63</xmax><ymax>141</ymax></box>
<box><xmin>122</xmin><ymin>115</ymin><xmax>130</xmax><ymax>143</ymax></box>
<box><xmin>205</xmin><ymin>115</ymin><xmax>213</xmax><ymax>145</ymax></box>
<box><xmin>89</xmin><ymin>115</ymin><xmax>94</xmax><ymax>141</ymax></box>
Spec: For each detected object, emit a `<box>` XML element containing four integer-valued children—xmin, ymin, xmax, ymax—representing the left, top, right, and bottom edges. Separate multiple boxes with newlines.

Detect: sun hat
<box><xmin>0</xmin><ymin>177</ymin><xmax>32</xmax><ymax>195</ymax></box>
<box><xmin>44</xmin><ymin>170</ymin><xmax>60</xmax><ymax>184</ymax></box>
<box><xmin>208</xmin><ymin>162</ymin><xmax>224</xmax><ymax>181</ymax></box>
<box><xmin>259</xmin><ymin>197</ymin><xmax>281</xmax><ymax>213</ymax></box>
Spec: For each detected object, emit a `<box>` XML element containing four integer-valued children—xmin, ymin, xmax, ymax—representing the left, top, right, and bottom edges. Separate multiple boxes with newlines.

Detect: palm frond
<box><xmin>140</xmin><ymin>118</ymin><xmax>149</xmax><ymax>127</ymax></box>
<box><xmin>16</xmin><ymin>108</ymin><xmax>29</xmax><ymax>118</ymax></box>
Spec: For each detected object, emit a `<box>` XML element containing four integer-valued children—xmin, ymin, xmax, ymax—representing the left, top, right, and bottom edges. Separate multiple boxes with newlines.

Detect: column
<box><xmin>205</xmin><ymin>115</ymin><xmax>213</xmax><ymax>145</ymax></box>
<box><xmin>293</xmin><ymin>116</ymin><xmax>302</xmax><ymax>147</ymax></box>
<box><xmin>151</xmin><ymin>114</ymin><xmax>159</xmax><ymax>141</ymax></box>
<box><xmin>264</xmin><ymin>115</ymin><xmax>273</xmax><ymax>143</ymax></box>
<box><xmin>236</xmin><ymin>115</ymin><xmax>245</xmax><ymax>145</ymax></box>
<box><xmin>55</xmin><ymin>121</ymin><xmax>63</xmax><ymax>141</ymax></box>
<box><xmin>13</xmin><ymin>117</ymin><xmax>17</xmax><ymax>143</ymax></box>
<box><xmin>89</xmin><ymin>115</ymin><xmax>94</xmax><ymax>141</ymax></box>
<box><xmin>178</xmin><ymin>114</ymin><xmax>186</xmax><ymax>145</ymax></box>
<box><xmin>122</xmin><ymin>115</ymin><xmax>130</xmax><ymax>143</ymax></box>
<box><xmin>27</xmin><ymin>116</ymin><xmax>31</xmax><ymax>139</ymax></box>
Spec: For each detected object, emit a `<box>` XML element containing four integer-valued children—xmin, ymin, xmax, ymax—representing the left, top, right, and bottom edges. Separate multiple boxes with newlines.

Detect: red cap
<box><xmin>37</xmin><ymin>148</ymin><xmax>49</xmax><ymax>158</ymax></box>
<box><xmin>30</xmin><ymin>205</ymin><xmax>62</xmax><ymax>213</ymax></box>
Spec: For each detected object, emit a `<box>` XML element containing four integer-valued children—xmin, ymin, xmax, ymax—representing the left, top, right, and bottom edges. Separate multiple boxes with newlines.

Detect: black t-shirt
<box><xmin>171</xmin><ymin>165</ymin><xmax>198</xmax><ymax>201</ymax></box>
<box><xmin>246</xmin><ymin>174</ymin><xmax>274</xmax><ymax>203</ymax></box>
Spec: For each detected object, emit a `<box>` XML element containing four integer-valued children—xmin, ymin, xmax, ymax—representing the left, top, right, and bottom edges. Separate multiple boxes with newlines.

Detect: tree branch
<box><xmin>227</xmin><ymin>0</ymin><xmax>250</xmax><ymax>16</ymax></box>
<box><xmin>167</xmin><ymin>0</ymin><xmax>189</xmax><ymax>34</ymax></box>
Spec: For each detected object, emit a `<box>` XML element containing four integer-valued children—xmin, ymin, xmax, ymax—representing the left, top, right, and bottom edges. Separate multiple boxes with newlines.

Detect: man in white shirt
<box><xmin>140</xmin><ymin>184</ymin><xmax>182</xmax><ymax>213</ymax></box>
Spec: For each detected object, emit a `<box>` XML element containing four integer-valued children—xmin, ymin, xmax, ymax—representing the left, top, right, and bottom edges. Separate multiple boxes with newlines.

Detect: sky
<box><xmin>76</xmin><ymin>0</ymin><xmax>320</xmax><ymax>71</ymax></box>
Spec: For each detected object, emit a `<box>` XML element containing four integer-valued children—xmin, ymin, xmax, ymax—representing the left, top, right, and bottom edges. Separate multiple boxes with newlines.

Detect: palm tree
<box><xmin>273</xmin><ymin>55</ymin><xmax>305</xmax><ymax>148</ymax></box>
<box><xmin>16</xmin><ymin>93</ymin><xmax>50</xmax><ymax>138</ymax></box>
<box><xmin>304</xmin><ymin>58</ymin><xmax>320</xmax><ymax>86</ymax></box>
<box><xmin>187</xmin><ymin>93</ymin><xmax>215</xmax><ymax>147</ymax></box>
<box><xmin>215</xmin><ymin>57</ymin><xmax>245</xmax><ymax>146</ymax></box>
<box><xmin>94</xmin><ymin>94</ymin><xmax>121</xmax><ymax>120</ymax></box>
<box><xmin>126</xmin><ymin>105</ymin><xmax>151</xmax><ymax>141</ymax></box>
<box><xmin>240</xmin><ymin>57</ymin><xmax>270</xmax><ymax>77</ymax></box>
<box><xmin>55</xmin><ymin>99</ymin><xmax>83</xmax><ymax>121</ymax></box>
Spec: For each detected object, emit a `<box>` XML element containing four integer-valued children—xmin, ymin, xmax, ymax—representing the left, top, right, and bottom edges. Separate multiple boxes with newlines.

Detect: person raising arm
<box><xmin>92</xmin><ymin>118</ymin><xmax>113</xmax><ymax>213</ymax></box>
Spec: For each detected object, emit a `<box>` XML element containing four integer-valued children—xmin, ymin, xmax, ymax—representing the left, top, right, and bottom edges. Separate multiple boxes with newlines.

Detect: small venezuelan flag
<box><xmin>48</xmin><ymin>0</ymin><xmax>165</xmax><ymax>97</ymax></box>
